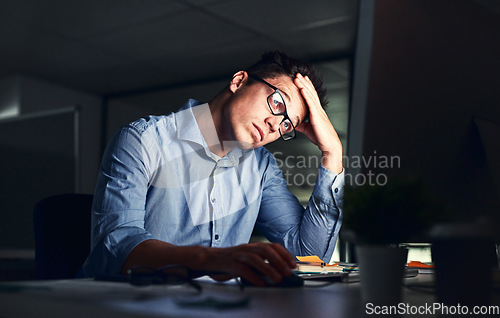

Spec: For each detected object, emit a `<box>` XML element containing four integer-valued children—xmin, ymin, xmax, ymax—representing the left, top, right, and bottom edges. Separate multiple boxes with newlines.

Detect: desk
<box><xmin>0</xmin><ymin>275</ymin><xmax>492</xmax><ymax>318</ymax></box>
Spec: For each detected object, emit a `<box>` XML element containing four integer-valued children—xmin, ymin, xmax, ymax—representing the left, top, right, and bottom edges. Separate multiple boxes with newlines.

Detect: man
<box><xmin>81</xmin><ymin>51</ymin><xmax>344</xmax><ymax>287</ymax></box>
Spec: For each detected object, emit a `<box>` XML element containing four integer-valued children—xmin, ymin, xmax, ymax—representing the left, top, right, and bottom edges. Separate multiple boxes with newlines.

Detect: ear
<box><xmin>229</xmin><ymin>71</ymin><xmax>248</xmax><ymax>93</ymax></box>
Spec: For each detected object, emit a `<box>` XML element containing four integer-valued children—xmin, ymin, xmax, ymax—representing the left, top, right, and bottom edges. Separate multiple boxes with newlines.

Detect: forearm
<box><xmin>320</xmin><ymin>130</ymin><xmax>343</xmax><ymax>175</ymax></box>
<box><xmin>122</xmin><ymin>239</ymin><xmax>296</xmax><ymax>287</ymax></box>
<box><xmin>121</xmin><ymin>239</ymin><xmax>210</xmax><ymax>275</ymax></box>
<box><xmin>297</xmin><ymin>167</ymin><xmax>344</xmax><ymax>262</ymax></box>
<box><xmin>258</xmin><ymin>166</ymin><xmax>343</xmax><ymax>263</ymax></box>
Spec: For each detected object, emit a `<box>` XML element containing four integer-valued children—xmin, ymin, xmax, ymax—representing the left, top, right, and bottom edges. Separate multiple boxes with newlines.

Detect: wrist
<box><xmin>191</xmin><ymin>246</ymin><xmax>212</xmax><ymax>269</ymax></box>
<box><xmin>321</xmin><ymin>150</ymin><xmax>343</xmax><ymax>175</ymax></box>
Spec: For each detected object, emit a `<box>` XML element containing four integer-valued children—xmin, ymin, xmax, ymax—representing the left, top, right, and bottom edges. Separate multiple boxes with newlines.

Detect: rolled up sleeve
<box><xmin>81</xmin><ymin>124</ymin><xmax>155</xmax><ymax>277</ymax></box>
<box><xmin>257</xmin><ymin>151</ymin><xmax>344</xmax><ymax>264</ymax></box>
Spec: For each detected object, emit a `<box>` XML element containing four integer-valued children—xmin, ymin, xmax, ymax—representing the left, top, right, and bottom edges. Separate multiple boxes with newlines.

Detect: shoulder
<box><xmin>253</xmin><ymin>146</ymin><xmax>274</xmax><ymax>160</ymax></box>
<box><xmin>253</xmin><ymin>146</ymin><xmax>281</xmax><ymax>171</ymax></box>
<box><xmin>128</xmin><ymin>114</ymin><xmax>174</xmax><ymax>134</ymax></box>
<box><xmin>121</xmin><ymin>114</ymin><xmax>177</xmax><ymax>146</ymax></box>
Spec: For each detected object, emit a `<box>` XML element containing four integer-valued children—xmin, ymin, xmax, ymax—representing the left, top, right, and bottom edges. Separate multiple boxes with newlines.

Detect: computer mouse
<box><xmin>241</xmin><ymin>271</ymin><xmax>304</xmax><ymax>288</ymax></box>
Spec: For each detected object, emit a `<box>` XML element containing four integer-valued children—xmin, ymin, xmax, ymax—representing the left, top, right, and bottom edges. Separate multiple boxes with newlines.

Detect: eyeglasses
<box><xmin>248</xmin><ymin>74</ymin><xmax>296</xmax><ymax>141</ymax></box>
<box><xmin>127</xmin><ymin>265</ymin><xmax>244</xmax><ymax>292</ymax></box>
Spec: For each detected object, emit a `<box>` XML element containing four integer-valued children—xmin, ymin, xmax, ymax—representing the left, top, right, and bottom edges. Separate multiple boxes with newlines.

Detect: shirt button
<box><xmin>215</xmin><ymin>234</ymin><xmax>219</xmax><ymax>240</ymax></box>
<box><xmin>334</xmin><ymin>188</ymin><xmax>339</xmax><ymax>193</ymax></box>
<box><xmin>211</xmin><ymin>197</ymin><xmax>216</xmax><ymax>204</ymax></box>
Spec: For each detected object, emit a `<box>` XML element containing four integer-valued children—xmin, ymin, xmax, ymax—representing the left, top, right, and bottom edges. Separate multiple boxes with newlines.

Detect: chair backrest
<box><xmin>33</xmin><ymin>193</ymin><xmax>93</xmax><ymax>279</ymax></box>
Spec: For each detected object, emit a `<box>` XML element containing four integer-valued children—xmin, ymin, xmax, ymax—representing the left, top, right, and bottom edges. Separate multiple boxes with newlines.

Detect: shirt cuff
<box><xmin>313</xmin><ymin>166</ymin><xmax>344</xmax><ymax>208</ymax></box>
<box><xmin>332</xmin><ymin>168</ymin><xmax>344</xmax><ymax>201</ymax></box>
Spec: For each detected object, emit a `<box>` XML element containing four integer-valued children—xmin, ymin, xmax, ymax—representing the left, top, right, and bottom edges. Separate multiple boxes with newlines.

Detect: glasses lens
<box><xmin>280</xmin><ymin>118</ymin><xmax>296</xmax><ymax>141</ymax></box>
<box><xmin>281</xmin><ymin>130</ymin><xmax>296</xmax><ymax>141</ymax></box>
<box><xmin>280</xmin><ymin>118</ymin><xmax>294</xmax><ymax>133</ymax></box>
<box><xmin>267</xmin><ymin>92</ymin><xmax>286</xmax><ymax>114</ymax></box>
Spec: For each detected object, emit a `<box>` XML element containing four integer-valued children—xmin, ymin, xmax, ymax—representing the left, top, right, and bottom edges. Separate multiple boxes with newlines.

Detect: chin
<box><xmin>237</xmin><ymin>140</ymin><xmax>256</xmax><ymax>149</ymax></box>
<box><xmin>233</xmin><ymin>131</ymin><xmax>258</xmax><ymax>149</ymax></box>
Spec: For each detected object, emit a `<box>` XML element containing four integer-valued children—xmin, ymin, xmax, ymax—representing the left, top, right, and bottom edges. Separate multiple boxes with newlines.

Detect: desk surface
<box><xmin>0</xmin><ymin>274</ymin><xmax>495</xmax><ymax>318</ymax></box>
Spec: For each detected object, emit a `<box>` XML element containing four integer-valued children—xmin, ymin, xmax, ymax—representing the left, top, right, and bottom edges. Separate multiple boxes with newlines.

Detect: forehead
<box><xmin>264</xmin><ymin>75</ymin><xmax>308</xmax><ymax>124</ymax></box>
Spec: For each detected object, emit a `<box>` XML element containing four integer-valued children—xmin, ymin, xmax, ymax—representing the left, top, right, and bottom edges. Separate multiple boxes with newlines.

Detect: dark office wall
<box><xmin>18</xmin><ymin>77</ymin><xmax>102</xmax><ymax>193</ymax></box>
<box><xmin>0</xmin><ymin>77</ymin><xmax>102</xmax><ymax>251</ymax></box>
<box><xmin>0</xmin><ymin>110</ymin><xmax>76</xmax><ymax>248</ymax></box>
<box><xmin>360</xmin><ymin>0</ymin><xmax>500</xmax><ymax>220</ymax></box>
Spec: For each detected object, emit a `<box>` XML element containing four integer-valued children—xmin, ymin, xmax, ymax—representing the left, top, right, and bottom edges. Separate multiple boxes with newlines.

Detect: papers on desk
<box><xmin>295</xmin><ymin>256</ymin><xmax>347</xmax><ymax>282</ymax></box>
<box><xmin>296</xmin><ymin>255</ymin><xmax>349</xmax><ymax>272</ymax></box>
<box><xmin>407</xmin><ymin>260</ymin><xmax>435</xmax><ymax>274</ymax></box>
<box><xmin>295</xmin><ymin>256</ymin><xmax>422</xmax><ymax>283</ymax></box>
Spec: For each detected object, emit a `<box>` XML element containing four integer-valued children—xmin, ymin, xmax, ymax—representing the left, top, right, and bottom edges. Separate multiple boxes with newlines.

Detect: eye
<box><xmin>281</xmin><ymin>119</ymin><xmax>293</xmax><ymax>132</ymax></box>
<box><xmin>271</xmin><ymin>94</ymin><xmax>285</xmax><ymax>113</ymax></box>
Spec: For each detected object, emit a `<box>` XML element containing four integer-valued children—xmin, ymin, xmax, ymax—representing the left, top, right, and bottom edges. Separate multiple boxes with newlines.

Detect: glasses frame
<box><xmin>248</xmin><ymin>74</ymin><xmax>296</xmax><ymax>141</ymax></box>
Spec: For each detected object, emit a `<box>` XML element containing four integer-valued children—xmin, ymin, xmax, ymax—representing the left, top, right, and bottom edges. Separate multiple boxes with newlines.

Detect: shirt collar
<box><xmin>174</xmin><ymin>99</ymin><xmax>246</xmax><ymax>166</ymax></box>
<box><xmin>175</xmin><ymin>99</ymin><xmax>206</xmax><ymax>145</ymax></box>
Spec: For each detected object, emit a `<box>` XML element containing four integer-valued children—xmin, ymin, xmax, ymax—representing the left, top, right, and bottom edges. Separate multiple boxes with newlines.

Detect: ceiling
<box><xmin>0</xmin><ymin>0</ymin><xmax>359</xmax><ymax>97</ymax></box>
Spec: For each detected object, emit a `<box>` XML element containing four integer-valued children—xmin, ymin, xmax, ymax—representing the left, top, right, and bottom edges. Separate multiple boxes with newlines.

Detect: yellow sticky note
<box><xmin>296</xmin><ymin>255</ymin><xmax>325</xmax><ymax>263</ymax></box>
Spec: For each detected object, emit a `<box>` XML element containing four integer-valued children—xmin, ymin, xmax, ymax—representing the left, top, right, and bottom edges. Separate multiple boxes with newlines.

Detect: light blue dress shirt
<box><xmin>81</xmin><ymin>100</ymin><xmax>344</xmax><ymax>277</ymax></box>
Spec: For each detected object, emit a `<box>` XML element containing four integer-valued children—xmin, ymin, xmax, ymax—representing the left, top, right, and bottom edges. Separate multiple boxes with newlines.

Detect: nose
<box><xmin>265</xmin><ymin>115</ymin><xmax>282</xmax><ymax>133</ymax></box>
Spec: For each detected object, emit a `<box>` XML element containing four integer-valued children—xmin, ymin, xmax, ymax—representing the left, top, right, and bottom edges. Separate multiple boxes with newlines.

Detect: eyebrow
<box><xmin>278</xmin><ymin>87</ymin><xmax>291</xmax><ymax>102</ymax></box>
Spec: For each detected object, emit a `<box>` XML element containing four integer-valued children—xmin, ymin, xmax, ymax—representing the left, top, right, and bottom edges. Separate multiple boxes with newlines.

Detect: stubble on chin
<box><xmin>230</xmin><ymin>125</ymin><xmax>257</xmax><ymax>149</ymax></box>
<box><xmin>233</xmin><ymin>133</ymin><xmax>254</xmax><ymax>149</ymax></box>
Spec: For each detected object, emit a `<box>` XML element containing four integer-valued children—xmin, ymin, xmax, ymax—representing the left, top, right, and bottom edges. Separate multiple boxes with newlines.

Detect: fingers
<box><xmin>269</xmin><ymin>242</ymin><xmax>297</xmax><ymax>270</ymax></box>
<box><xmin>295</xmin><ymin>73</ymin><xmax>330</xmax><ymax>126</ymax></box>
<box><xmin>240</xmin><ymin>252</ymin><xmax>283</xmax><ymax>285</ymax></box>
<box><xmin>211</xmin><ymin>242</ymin><xmax>297</xmax><ymax>287</ymax></box>
<box><xmin>240</xmin><ymin>243</ymin><xmax>295</xmax><ymax>283</ymax></box>
<box><xmin>293</xmin><ymin>73</ymin><xmax>343</xmax><ymax>173</ymax></box>
<box><xmin>257</xmin><ymin>242</ymin><xmax>296</xmax><ymax>279</ymax></box>
<box><xmin>294</xmin><ymin>73</ymin><xmax>321</xmax><ymax>110</ymax></box>
<box><xmin>293</xmin><ymin>73</ymin><xmax>328</xmax><ymax>145</ymax></box>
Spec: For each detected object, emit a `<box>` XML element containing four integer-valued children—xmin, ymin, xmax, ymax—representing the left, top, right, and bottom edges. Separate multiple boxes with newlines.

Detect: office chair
<box><xmin>33</xmin><ymin>193</ymin><xmax>93</xmax><ymax>279</ymax></box>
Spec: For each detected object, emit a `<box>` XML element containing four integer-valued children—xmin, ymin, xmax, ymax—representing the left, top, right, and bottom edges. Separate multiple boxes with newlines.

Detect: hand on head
<box><xmin>294</xmin><ymin>73</ymin><xmax>343</xmax><ymax>174</ymax></box>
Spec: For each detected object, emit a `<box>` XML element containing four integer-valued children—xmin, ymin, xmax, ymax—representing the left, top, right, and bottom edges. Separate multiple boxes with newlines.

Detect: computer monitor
<box><xmin>347</xmin><ymin>0</ymin><xmax>500</xmax><ymax>237</ymax></box>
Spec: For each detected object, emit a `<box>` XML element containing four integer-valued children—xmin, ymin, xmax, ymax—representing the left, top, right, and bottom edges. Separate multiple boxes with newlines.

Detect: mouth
<box><xmin>252</xmin><ymin>123</ymin><xmax>264</xmax><ymax>142</ymax></box>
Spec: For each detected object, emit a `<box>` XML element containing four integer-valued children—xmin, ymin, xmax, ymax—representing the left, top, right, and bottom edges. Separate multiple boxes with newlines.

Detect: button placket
<box><xmin>210</xmin><ymin>168</ymin><xmax>220</xmax><ymax>246</ymax></box>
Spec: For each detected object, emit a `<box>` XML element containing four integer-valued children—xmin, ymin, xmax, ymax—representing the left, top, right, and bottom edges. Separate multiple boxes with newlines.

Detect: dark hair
<box><xmin>245</xmin><ymin>50</ymin><xmax>328</xmax><ymax>109</ymax></box>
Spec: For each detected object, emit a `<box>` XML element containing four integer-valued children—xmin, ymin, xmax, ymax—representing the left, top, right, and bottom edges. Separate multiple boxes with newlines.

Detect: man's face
<box><xmin>225</xmin><ymin>74</ymin><xmax>308</xmax><ymax>149</ymax></box>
